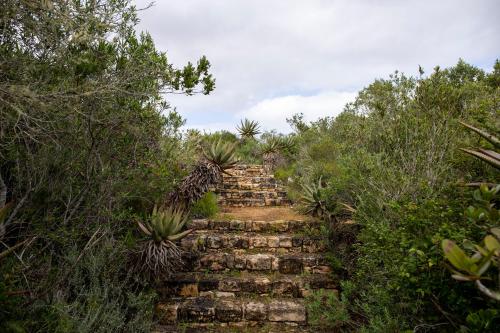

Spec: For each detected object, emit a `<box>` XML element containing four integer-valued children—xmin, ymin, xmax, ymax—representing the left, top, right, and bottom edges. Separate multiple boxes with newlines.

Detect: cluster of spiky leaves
<box><xmin>260</xmin><ymin>136</ymin><xmax>295</xmax><ymax>170</ymax></box>
<box><xmin>136</xmin><ymin>205</ymin><xmax>193</xmax><ymax>279</ymax></box>
<box><xmin>236</xmin><ymin>118</ymin><xmax>261</xmax><ymax>139</ymax></box>
<box><xmin>260</xmin><ymin>135</ymin><xmax>296</xmax><ymax>154</ymax></box>
<box><xmin>203</xmin><ymin>138</ymin><xmax>239</xmax><ymax>171</ymax></box>
<box><xmin>137</xmin><ymin>205</ymin><xmax>192</xmax><ymax>243</ymax></box>
<box><xmin>299</xmin><ymin>177</ymin><xmax>327</xmax><ymax>217</ymax></box>
<box><xmin>459</xmin><ymin>121</ymin><xmax>500</xmax><ymax>172</ymax></box>
<box><xmin>168</xmin><ymin>139</ymin><xmax>238</xmax><ymax>208</ymax></box>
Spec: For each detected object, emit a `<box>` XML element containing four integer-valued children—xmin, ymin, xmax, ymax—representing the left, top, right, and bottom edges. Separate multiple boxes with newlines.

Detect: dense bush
<box><xmin>290</xmin><ymin>60</ymin><xmax>500</xmax><ymax>331</ymax></box>
<box><xmin>0</xmin><ymin>1</ymin><xmax>214</xmax><ymax>331</ymax></box>
<box><xmin>190</xmin><ymin>192</ymin><xmax>219</xmax><ymax>218</ymax></box>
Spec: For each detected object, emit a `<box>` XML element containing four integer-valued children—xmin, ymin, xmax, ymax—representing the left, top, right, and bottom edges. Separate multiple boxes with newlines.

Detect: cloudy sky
<box><xmin>134</xmin><ymin>0</ymin><xmax>499</xmax><ymax>133</ymax></box>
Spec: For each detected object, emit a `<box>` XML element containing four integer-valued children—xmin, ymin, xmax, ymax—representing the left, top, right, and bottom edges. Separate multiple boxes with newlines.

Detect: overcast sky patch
<box><xmin>134</xmin><ymin>0</ymin><xmax>500</xmax><ymax>133</ymax></box>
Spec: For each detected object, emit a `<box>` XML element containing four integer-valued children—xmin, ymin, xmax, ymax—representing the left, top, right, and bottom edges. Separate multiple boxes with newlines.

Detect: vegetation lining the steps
<box><xmin>1</xmin><ymin>1</ymin><xmax>498</xmax><ymax>331</ymax></box>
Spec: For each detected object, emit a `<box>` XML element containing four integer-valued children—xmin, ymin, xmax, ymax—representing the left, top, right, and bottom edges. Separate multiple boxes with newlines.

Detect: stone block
<box><xmin>272</xmin><ymin>278</ymin><xmax>298</xmax><ymax>296</ymax></box>
<box><xmin>229</xmin><ymin>220</ymin><xmax>245</xmax><ymax>231</ymax></box>
<box><xmin>279</xmin><ymin>236</ymin><xmax>293</xmax><ymax>248</ymax></box>
<box><xmin>240</xmin><ymin>277</ymin><xmax>271</xmax><ymax>294</ymax></box>
<box><xmin>246</xmin><ymin>254</ymin><xmax>273</xmax><ymax>270</ymax></box>
<box><xmin>278</xmin><ymin>257</ymin><xmax>304</xmax><ymax>274</ymax></box>
<box><xmin>244</xmin><ymin>301</ymin><xmax>268</xmax><ymax>321</ymax></box>
<box><xmin>268</xmin><ymin>300</ymin><xmax>306</xmax><ymax>322</ymax></box>
<box><xmin>251</xmin><ymin>236</ymin><xmax>268</xmax><ymax>248</ymax></box>
<box><xmin>155</xmin><ymin>303</ymin><xmax>178</xmax><ymax>324</ymax></box>
<box><xmin>178</xmin><ymin>298</ymin><xmax>215</xmax><ymax>322</ymax></box>
<box><xmin>206</xmin><ymin>235</ymin><xmax>222</xmax><ymax>249</ymax></box>
<box><xmin>215</xmin><ymin>299</ymin><xmax>242</xmax><ymax>322</ymax></box>
<box><xmin>190</xmin><ymin>219</ymin><xmax>209</xmax><ymax>229</ymax></box>
<box><xmin>219</xmin><ymin>278</ymin><xmax>241</xmax><ymax>292</ymax></box>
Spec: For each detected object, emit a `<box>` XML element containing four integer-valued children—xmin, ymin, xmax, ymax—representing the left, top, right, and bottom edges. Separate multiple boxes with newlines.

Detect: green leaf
<box><xmin>484</xmin><ymin>235</ymin><xmax>500</xmax><ymax>252</ymax></box>
<box><xmin>442</xmin><ymin>239</ymin><xmax>472</xmax><ymax>271</ymax></box>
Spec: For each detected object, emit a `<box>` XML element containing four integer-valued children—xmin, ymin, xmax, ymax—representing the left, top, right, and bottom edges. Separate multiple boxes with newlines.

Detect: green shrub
<box><xmin>290</xmin><ymin>60</ymin><xmax>500</xmax><ymax>331</ymax></box>
<box><xmin>190</xmin><ymin>192</ymin><xmax>219</xmax><ymax>218</ymax></box>
<box><xmin>306</xmin><ymin>289</ymin><xmax>350</xmax><ymax>329</ymax></box>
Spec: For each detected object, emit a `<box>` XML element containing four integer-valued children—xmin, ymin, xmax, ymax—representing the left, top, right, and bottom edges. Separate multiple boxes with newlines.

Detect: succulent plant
<box><xmin>236</xmin><ymin>118</ymin><xmax>261</xmax><ymax>139</ymax></box>
<box><xmin>137</xmin><ymin>205</ymin><xmax>193</xmax><ymax>242</ymax></box>
<box><xmin>299</xmin><ymin>177</ymin><xmax>326</xmax><ymax>217</ymax></box>
<box><xmin>167</xmin><ymin>138</ymin><xmax>238</xmax><ymax>208</ymax></box>
<box><xmin>136</xmin><ymin>205</ymin><xmax>193</xmax><ymax>279</ymax></box>
<box><xmin>260</xmin><ymin>136</ymin><xmax>282</xmax><ymax>155</ymax></box>
<box><xmin>203</xmin><ymin>138</ymin><xmax>239</xmax><ymax>172</ymax></box>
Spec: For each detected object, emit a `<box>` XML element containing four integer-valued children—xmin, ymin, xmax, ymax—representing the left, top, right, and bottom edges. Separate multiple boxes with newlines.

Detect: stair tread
<box><xmin>156</xmin><ymin>296</ymin><xmax>309</xmax><ymax>325</ymax></box>
<box><xmin>164</xmin><ymin>271</ymin><xmax>335</xmax><ymax>282</ymax></box>
<box><xmin>154</xmin><ymin>323</ymin><xmax>315</xmax><ymax>333</ymax></box>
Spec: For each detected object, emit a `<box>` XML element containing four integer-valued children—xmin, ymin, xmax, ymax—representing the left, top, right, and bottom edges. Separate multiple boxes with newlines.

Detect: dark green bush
<box><xmin>291</xmin><ymin>60</ymin><xmax>500</xmax><ymax>331</ymax></box>
<box><xmin>0</xmin><ymin>1</ymin><xmax>214</xmax><ymax>330</ymax></box>
<box><xmin>190</xmin><ymin>192</ymin><xmax>219</xmax><ymax>218</ymax></box>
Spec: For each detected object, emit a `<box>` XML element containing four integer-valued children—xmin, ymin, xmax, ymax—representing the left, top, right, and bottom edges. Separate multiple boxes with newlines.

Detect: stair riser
<box><xmin>156</xmin><ymin>299</ymin><xmax>307</xmax><ymax>325</ymax></box>
<box><xmin>221</xmin><ymin>184</ymin><xmax>279</xmax><ymax>190</ymax></box>
<box><xmin>158</xmin><ymin>276</ymin><xmax>337</xmax><ymax>299</ymax></box>
<box><xmin>181</xmin><ymin>234</ymin><xmax>326</xmax><ymax>253</ymax></box>
<box><xmin>218</xmin><ymin>191</ymin><xmax>288</xmax><ymax>199</ymax></box>
<box><xmin>182</xmin><ymin>253</ymin><xmax>331</xmax><ymax>275</ymax></box>
<box><xmin>189</xmin><ymin>219</ymin><xmax>320</xmax><ymax>233</ymax></box>
<box><xmin>218</xmin><ymin>199</ymin><xmax>292</xmax><ymax>207</ymax></box>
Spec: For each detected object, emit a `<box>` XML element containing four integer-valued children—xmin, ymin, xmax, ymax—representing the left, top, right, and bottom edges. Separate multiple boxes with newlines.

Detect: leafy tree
<box><xmin>0</xmin><ymin>1</ymin><xmax>215</xmax><ymax>331</ymax></box>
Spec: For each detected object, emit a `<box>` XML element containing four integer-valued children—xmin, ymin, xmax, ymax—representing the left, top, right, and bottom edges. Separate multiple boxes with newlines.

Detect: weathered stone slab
<box><xmin>268</xmin><ymin>300</ymin><xmax>306</xmax><ymax>322</ymax></box>
<box><xmin>244</xmin><ymin>301</ymin><xmax>268</xmax><ymax>321</ymax></box>
<box><xmin>215</xmin><ymin>299</ymin><xmax>242</xmax><ymax>322</ymax></box>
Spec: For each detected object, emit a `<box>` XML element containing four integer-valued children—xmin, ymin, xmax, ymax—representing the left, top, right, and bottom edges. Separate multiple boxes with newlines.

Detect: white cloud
<box><xmin>134</xmin><ymin>0</ymin><xmax>500</xmax><ymax>133</ymax></box>
<box><xmin>239</xmin><ymin>91</ymin><xmax>357</xmax><ymax>133</ymax></box>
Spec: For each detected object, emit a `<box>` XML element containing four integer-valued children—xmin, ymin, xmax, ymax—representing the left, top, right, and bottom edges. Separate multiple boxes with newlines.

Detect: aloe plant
<box><xmin>236</xmin><ymin>118</ymin><xmax>261</xmax><ymax>139</ymax></box>
<box><xmin>299</xmin><ymin>177</ymin><xmax>327</xmax><ymax>217</ymax></box>
<box><xmin>136</xmin><ymin>205</ymin><xmax>193</xmax><ymax>278</ymax></box>
<box><xmin>167</xmin><ymin>138</ymin><xmax>238</xmax><ymax>208</ymax></box>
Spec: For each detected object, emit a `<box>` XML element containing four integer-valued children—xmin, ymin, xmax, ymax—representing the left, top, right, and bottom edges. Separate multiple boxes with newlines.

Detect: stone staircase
<box><xmin>154</xmin><ymin>166</ymin><xmax>334</xmax><ymax>332</ymax></box>
<box><xmin>216</xmin><ymin>165</ymin><xmax>291</xmax><ymax>207</ymax></box>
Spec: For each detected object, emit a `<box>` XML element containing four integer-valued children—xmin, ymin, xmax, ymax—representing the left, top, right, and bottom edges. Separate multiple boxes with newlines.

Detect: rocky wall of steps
<box><xmin>154</xmin><ymin>216</ymin><xmax>336</xmax><ymax>332</ymax></box>
<box><xmin>217</xmin><ymin>165</ymin><xmax>291</xmax><ymax>207</ymax></box>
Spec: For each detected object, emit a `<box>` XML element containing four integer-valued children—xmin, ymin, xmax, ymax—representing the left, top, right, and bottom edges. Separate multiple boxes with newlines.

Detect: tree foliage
<box><xmin>0</xmin><ymin>1</ymin><xmax>214</xmax><ymax>331</ymax></box>
<box><xmin>289</xmin><ymin>60</ymin><xmax>500</xmax><ymax>331</ymax></box>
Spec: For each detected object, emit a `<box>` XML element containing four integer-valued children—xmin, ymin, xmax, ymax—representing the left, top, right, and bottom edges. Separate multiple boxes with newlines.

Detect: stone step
<box><xmin>218</xmin><ymin>190</ymin><xmax>288</xmax><ymax>199</ymax></box>
<box><xmin>156</xmin><ymin>297</ymin><xmax>308</xmax><ymax>325</ymax></box>
<box><xmin>157</xmin><ymin>272</ymin><xmax>337</xmax><ymax>299</ymax></box>
<box><xmin>183</xmin><ymin>251</ymin><xmax>331</xmax><ymax>274</ymax></box>
<box><xmin>180</xmin><ymin>232</ymin><xmax>327</xmax><ymax>253</ymax></box>
<box><xmin>154</xmin><ymin>322</ymin><xmax>314</xmax><ymax>333</ymax></box>
<box><xmin>222</xmin><ymin>176</ymin><xmax>277</xmax><ymax>184</ymax></box>
<box><xmin>219</xmin><ymin>198</ymin><xmax>292</xmax><ymax>207</ymax></box>
<box><xmin>189</xmin><ymin>218</ymin><xmax>319</xmax><ymax>233</ymax></box>
<box><xmin>221</xmin><ymin>182</ymin><xmax>279</xmax><ymax>190</ymax></box>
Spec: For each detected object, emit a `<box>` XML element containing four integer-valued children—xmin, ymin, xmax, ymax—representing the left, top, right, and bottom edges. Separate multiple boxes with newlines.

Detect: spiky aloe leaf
<box><xmin>460</xmin><ymin>148</ymin><xmax>500</xmax><ymax>170</ymax></box>
<box><xmin>141</xmin><ymin>206</ymin><xmax>193</xmax><ymax>243</ymax></box>
<box><xmin>460</xmin><ymin>121</ymin><xmax>500</xmax><ymax>149</ymax></box>
<box><xmin>203</xmin><ymin>138</ymin><xmax>239</xmax><ymax>170</ymax></box>
<box><xmin>237</xmin><ymin>119</ymin><xmax>261</xmax><ymax>138</ymax></box>
<box><xmin>136</xmin><ymin>220</ymin><xmax>152</xmax><ymax>236</ymax></box>
<box><xmin>168</xmin><ymin>229</ymin><xmax>193</xmax><ymax>241</ymax></box>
